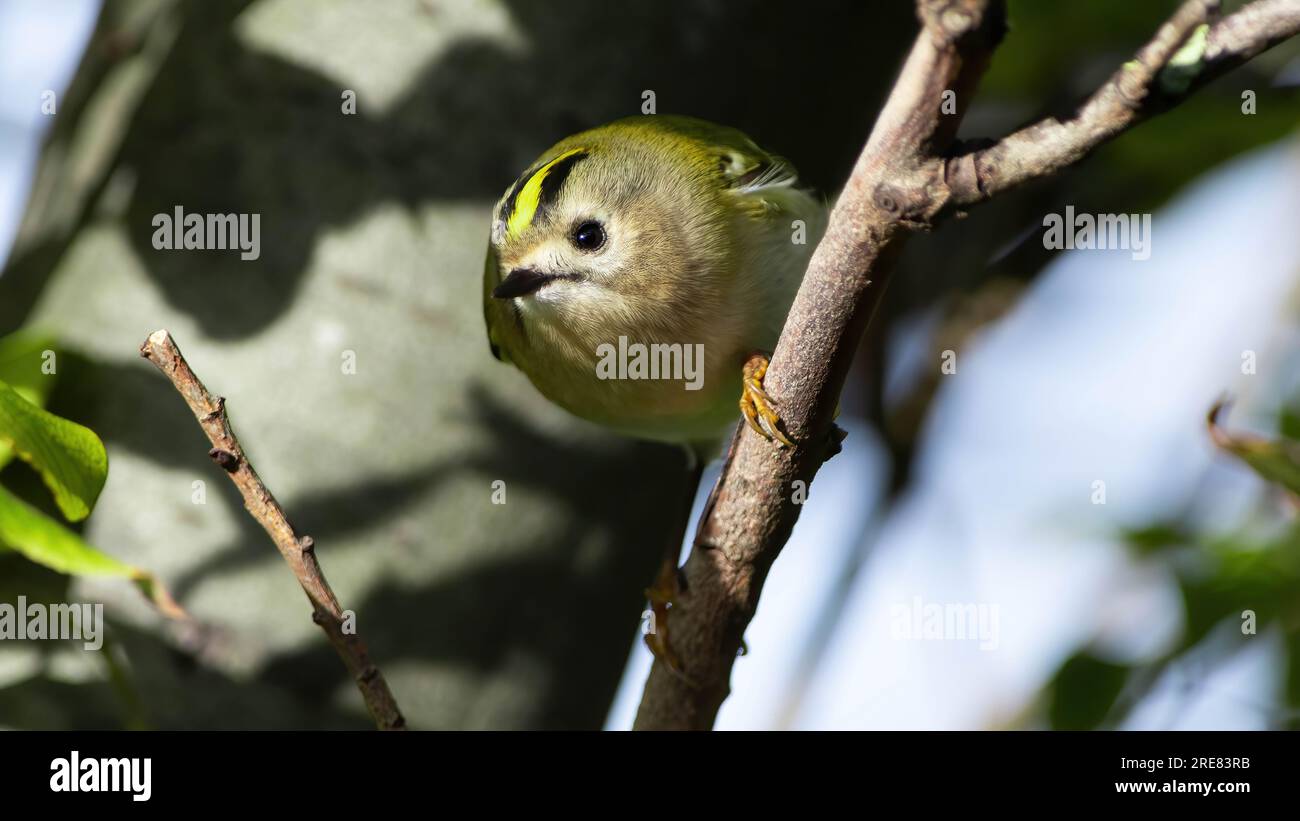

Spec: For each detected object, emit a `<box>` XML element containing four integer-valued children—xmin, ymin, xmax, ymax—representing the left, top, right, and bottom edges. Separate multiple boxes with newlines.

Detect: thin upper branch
<box><xmin>633</xmin><ymin>0</ymin><xmax>1298</xmax><ymax>730</ymax></box>
<box><xmin>140</xmin><ymin>329</ymin><xmax>406</xmax><ymax>731</ymax></box>
<box><xmin>941</xmin><ymin>0</ymin><xmax>1300</xmax><ymax>211</ymax></box>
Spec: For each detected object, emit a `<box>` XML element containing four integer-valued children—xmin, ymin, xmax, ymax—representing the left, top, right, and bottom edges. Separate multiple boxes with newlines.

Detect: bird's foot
<box><xmin>739</xmin><ymin>352</ymin><xmax>794</xmax><ymax>447</ymax></box>
<box><xmin>643</xmin><ymin>557</ymin><xmax>696</xmax><ymax>685</ymax></box>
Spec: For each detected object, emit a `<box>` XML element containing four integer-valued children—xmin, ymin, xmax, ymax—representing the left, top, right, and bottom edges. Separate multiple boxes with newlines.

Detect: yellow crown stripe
<box><xmin>505</xmin><ymin>148</ymin><xmax>587</xmax><ymax>240</ymax></box>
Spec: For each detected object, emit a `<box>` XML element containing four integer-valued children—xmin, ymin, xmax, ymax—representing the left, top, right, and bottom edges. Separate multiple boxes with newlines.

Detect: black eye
<box><xmin>572</xmin><ymin>220</ymin><xmax>606</xmax><ymax>251</ymax></box>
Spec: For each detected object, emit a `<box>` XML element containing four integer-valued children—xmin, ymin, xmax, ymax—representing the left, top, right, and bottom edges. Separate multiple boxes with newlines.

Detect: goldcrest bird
<box><xmin>482</xmin><ymin>115</ymin><xmax>827</xmax><ymax>461</ymax></box>
<box><xmin>482</xmin><ymin>115</ymin><xmax>826</xmax><ymax>674</ymax></box>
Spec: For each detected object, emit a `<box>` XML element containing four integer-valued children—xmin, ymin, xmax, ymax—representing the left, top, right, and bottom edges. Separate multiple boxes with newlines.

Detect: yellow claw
<box><xmin>739</xmin><ymin>354</ymin><xmax>794</xmax><ymax>447</ymax></box>
<box><xmin>643</xmin><ymin>559</ymin><xmax>698</xmax><ymax>685</ymax></box>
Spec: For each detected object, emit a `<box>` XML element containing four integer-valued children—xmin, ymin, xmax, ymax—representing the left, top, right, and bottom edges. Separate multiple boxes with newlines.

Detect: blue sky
<box><xmin>0</xmin><ymin>0</ymin><xmax>99</xmax><ymax>267</ymax></box>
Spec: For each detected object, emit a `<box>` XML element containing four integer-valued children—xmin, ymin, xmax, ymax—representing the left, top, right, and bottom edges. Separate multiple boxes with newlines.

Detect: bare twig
<box><xmin>140</xmin><ymin>329</ymin><xmax>406</xmax><ymax>730</ymax></box>
<box><xmin>633</xmin><ymin>0</ymin><xmax>1300</xmax><ymax>730</ymax></box>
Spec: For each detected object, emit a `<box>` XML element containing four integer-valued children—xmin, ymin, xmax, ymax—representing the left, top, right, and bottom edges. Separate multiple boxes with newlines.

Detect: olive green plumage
<box><xmin>482</xmin><ymin>115</ymin><xmax>826</xmax><ymax>455</ymax></box>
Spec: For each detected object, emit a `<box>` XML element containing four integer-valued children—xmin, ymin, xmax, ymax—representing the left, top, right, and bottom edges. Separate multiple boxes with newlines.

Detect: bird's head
<box><xmin>485</xmin><ymin>118</ymin><xmax>749</xmax><ymax>360</ymax></box>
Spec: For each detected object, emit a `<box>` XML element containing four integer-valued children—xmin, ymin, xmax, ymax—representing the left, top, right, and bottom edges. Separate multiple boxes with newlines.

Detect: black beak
<box><xmin>493</xmin><ymin>268</ymin><xmax>565</xmax><ymax>299</ymax></box>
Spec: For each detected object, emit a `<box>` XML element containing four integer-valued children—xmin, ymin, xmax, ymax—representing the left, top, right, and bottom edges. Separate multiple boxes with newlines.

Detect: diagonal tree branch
<box><xmin>633</xmin><ymin>0</ymin><xmax>1299</xmax><ymax>730</ymax></box>
<box><xmin>140</xmin><ymin>329</ymin><xmax>406</xmax><ymax>730</ymax></box>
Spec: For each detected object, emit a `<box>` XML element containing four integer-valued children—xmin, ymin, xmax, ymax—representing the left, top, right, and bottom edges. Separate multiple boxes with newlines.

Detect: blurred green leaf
<box><xmin>0</xmin><ymin>331</ymin><xmax>57</xmax><ymax>403</ymax></box>
<box><xmin>0</xmin><ymin>484</ymin><xmax>184</xmax><ymax>618</ymax></box>
<box><xmin>1180</xmin><ymin>528</ymin><xmax>1300</xmax><ymax>644</ymax></box>
<box><xmin>1279</xmin><ymin>406</ymin><xmax>1300</xmax><ymax>443</ymax></box>
<box><xmin>1122</xmin><ymin>522</ymin><xmax>1188</xmax><ymax>555</ymax></box>
<box><xmin>0</xmin><ymin>378</ymin><xmax>106</xmax><ymax>522</ymax></box>
<box><xmin>1047</xmin><ymin>653</ymin><xmax>1129</xmax><ymax>729</ymax></box>
<box><xmin>0</xmin><ymin>332</ymin><xmax>58</xmax><ymax>469</ymax></box>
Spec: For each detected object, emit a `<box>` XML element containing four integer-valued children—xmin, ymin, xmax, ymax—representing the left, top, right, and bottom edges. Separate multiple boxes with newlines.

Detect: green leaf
<box><xmin>0</xmin><ymin>484</ymin><xmax>185</xmax><ymax>619</ymax></box>
<box><xmin>1279</xmin><ymin>406</ymin><xmax>1300</xmax><ymax>443</ymax></box>
<box><xmin>0</xmin><ymin>379</ymin><xmax>107</xmax><ymax>522</ymax></box>
<box><xmin>1046</xmin><ymin>653</ymin><xmax>1129</xmax><ymax>730</ymax></box>
<box><xmin>1177</xmin><ymin>528</ymin><xmax>1300</xmax><ymax>646</ymax></box>
<box><xmin>0</xmin><ymin>332</ymin><xmax>58</xmax><ymax>469</ymax></box>
<box><xmin>0</xmin><ymin>331</ymin><xmax>58</xmax><ymax>404</ymax></box>
<box><xmin>1121</xmin><ymin>522</ymin><xmax>1188</xmax><ymax>555</ymax></box>
<box><xmin>1208</xmin><ymin>400</ymin><xmax>1300</xmax><ymax>496</ymax></box>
